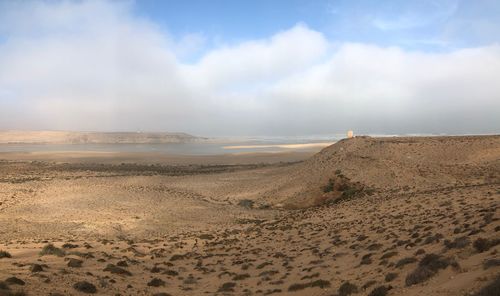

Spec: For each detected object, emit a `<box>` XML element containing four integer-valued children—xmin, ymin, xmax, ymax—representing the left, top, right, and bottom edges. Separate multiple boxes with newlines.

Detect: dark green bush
<box><xmin>368</xmin><ymin>285</ymin><xmax>392</xmax><ymax>296</ymax></box>
<box><xmin>322</xmin><ymin>179</ymin><xmax>335</xmax><ymax>193</ymax></box>
<box><xmin>395</xmin><ymin>257</ymin><xmax>417</xmax><ymax>268</ymax></box>
<box><xmin>338</xmin><ymin>281</ymin><xmax>358</xmax><ymax>296</ymax></box>
<box><xmin>474</xmin><ymin>276</ymin><xmax>500</xmax><ymax>296</ymax></box>
<box><xmin>0</xmin><ymin>250</ymin><xmax>12</xmax><ymax>259</ymax></box>
<box><xmin>39</xmin><ymin>244</ymin><xmax>65</xmax><ymax>257</ymax></box>
<box><xmin>406</xmin><ymin>254</ymin><xmax>452</xmax><ymax>286</ymax></box>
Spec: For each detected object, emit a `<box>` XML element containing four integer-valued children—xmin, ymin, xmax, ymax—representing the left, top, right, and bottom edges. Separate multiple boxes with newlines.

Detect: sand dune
<box><xmin>0</xmin><ymin>135</ymin><xmax>498</xmax><ymax>296</ymax></box>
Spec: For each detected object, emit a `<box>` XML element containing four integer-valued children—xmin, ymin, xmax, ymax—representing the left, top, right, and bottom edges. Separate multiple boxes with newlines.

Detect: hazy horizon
<box><xmin>1</xmin><ymin>129</ymin><xmax>499</xmax><ymax>139</ymax></box>
<box><xmin>1</xmin><ymin>0</ymin><xmax>499</xmax><ymax>136</ymax></box>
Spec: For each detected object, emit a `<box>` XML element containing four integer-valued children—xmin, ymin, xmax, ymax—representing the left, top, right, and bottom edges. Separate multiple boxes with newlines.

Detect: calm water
<box><xmin>0</xmin><ymin>135</ymin><xmax>345</xmax><ymax>155</ymax></box>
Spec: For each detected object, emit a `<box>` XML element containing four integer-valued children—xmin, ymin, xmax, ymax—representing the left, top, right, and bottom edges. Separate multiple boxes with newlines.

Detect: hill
<box><xmin>264</xmin><ymin>135</ymin><xmax>500</xmax><ymax>208</ymax></box>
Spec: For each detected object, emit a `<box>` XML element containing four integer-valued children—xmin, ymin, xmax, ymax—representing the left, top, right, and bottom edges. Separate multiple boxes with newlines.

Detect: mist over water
<box><xmin>0</xmin><ymin>136</ymin><xmax>335</xmax><ymax>154</ymax></box>
<box><xmin>0</xmin><ymin>133</ymin><xmax>452</xmax><ymax>154</ymax></box>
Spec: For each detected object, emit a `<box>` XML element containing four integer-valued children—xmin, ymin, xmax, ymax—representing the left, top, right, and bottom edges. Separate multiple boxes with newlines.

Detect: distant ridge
<box><xmin>0</xmin><ymin>130</ymin><xmax>202</xmax><ymax>144</ymax></box>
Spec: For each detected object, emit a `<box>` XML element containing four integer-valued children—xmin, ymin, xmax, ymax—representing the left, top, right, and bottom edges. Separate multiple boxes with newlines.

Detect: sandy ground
<box><xmin>0</xmin><ymin>136</ymin><xmax>499</xmax><ymax>296</ymax></box>
<box><xmin>0</xmin><ymin>150</ymin><xmax>314</xmax><ymax>165</ymax></box>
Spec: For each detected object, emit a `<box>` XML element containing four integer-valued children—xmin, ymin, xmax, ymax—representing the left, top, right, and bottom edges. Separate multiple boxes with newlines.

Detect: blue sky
<box><xmin>135</xmin><ymin>1</ymin><xmax>329</xmax><ymax>41</ymax></box>
<box><xmin>131</xmin><ymin>0</ymin><xmax>500</xmax><ymax>55</ymax></box>
<box><xmin>0</xmin><ymin>0</ymin><xmax>499</xmax><ymax>135</ymax></box>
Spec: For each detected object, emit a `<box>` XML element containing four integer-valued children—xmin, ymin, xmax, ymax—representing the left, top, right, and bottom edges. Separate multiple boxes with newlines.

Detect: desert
<box><xmin>2</xmin><ymin>1</ymin><xmax>500</xmax><ymax>295</ymax></box>
<box><xmin>0</xmin><ymin>135</ymin><xmax>498</xmax><ymax>296</ymax></box>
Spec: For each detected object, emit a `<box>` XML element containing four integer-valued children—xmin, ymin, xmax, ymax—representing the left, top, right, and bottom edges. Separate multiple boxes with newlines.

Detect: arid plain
<box><xmin>0</xmin><ymin>135</ymin><xmax>499</xmax><ymax>296</ymax></box>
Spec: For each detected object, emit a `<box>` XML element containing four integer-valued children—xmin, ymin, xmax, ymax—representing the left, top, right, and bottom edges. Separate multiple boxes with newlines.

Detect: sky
<box><xmin>0</xmin><ymin>0</ymin><xmax>499</xmax><ymax>136</ymax></box>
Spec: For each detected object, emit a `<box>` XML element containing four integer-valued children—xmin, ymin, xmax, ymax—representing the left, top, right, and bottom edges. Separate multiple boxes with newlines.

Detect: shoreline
<box><xmin>0</xmin><ymin>150</ymin><xmax>316</xmax><ymax>165</ymax></box>
<box><xmin>222</xmin><ymin>142</ymin><xmax>334</xmax><ymax>150</ymax></box>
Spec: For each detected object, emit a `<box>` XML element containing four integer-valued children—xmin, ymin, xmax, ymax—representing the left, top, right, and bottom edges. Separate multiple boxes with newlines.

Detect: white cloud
<box><xmin>181</xmin><ymin>24</ymin><xmax>328</xmax><ymax>92</ymax></box>
<box><xmin>267</xmin><ymin>44</ymin><xmax>500</xmax><ymax>129</ymax></box>
<box><xmin>0</xmin><ymin>1</ymin><xmax>499</xmax><ymax>135</ymax></box>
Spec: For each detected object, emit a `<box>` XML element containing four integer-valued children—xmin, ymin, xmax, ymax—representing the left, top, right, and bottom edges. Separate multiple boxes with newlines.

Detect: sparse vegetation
<box><xmin>62</xmin><ymin>243</ymin><xmax>79</xmax><ymax>249</ymax></box>
<box><xmin>444</xmin><ymin>236</ymin><xmax>470</xmax><ymax>249</ymax></box>
<box><xmin>238</xmin><ymin>199</ymin><xmax>255</xmax><ymax>209</ymax></box>
<box><xmin>301</xmin><ymin>272</ymin><xmax>319</xmax><ymax>280</ymax></box>
<box><xmin>357</xmin><ymin>234</ymin><xmax>368</xmax><ymax>241</ymax></box>
<box><xmin>380</xmin><ymin>251</ymin><xmax>398</xmax><ymax>259</ymax></box>
<box><xmin>0</xmin><ymin>250</ymin><xmax>12</xmax><ymax>259</ymax></box>
<box><xmin>30</xmin><ymin>264</ymin><xmax>44</xmax><ymax>273</ymax></box>
<box><xmin>0</xmin><ymin>290</ymin><xmax>27</xmax><ymax>296</ymax></box>
<box><xmin>338</xmin><ymin>281</ymin><xmax>358</xmax><ymax>296</ymax></box>
<box><xmin>474</xmin><ymin>276</ymin><xmax>500</xmax><ymax>296</ymax></box>
<box><xmin>198</xmin><ymin>234</ymin><xmax>215</xmax><ymax>240</ymax></box>
<box><xmin>0</xmin><ymin>281</ymin><xmax>8</xmax><ymax>290</ymax></box>
<box><xmin>73</xmin><ymin>281</ymin><xmax>97</xmax><ymax>294</ymax></box>
<box><xmin>256</xmin><ymin>261</ymin><xmax>273</xmax><ymax>269</ymax></box>
<box><xmin>321</xmin><ymin>174</ymin><xmax>368</xmax><ymax>204</ymax></box>
<box><xmin>103</xmin><ymin>264</ymin><xmax>132</xmax><ymax>276</ymax></box>
<box><xmin>360</xmin><ymin>253</ymin><xmax>373</xmax><ymax>265</ymax></box>
<box><xmin>395</xmin><ymin>257</ymin><xmax>417</xmax><ymax>268</ymax></box>
<box><xmin>163</xmin><ymin>269</ymin><xmax>178</xmax><ymax>276</ymax></box>
<box><xmin>310</xmin><ymin>279</ymin><xmax>331</xmax><ymax>288</ymax></box>
<box><xmin>67</xmin><ymin>258</ymin><xmax>83</xmax><ymax>268</ymax></box>
<box><xmin>233</xmin><ymin>273</ymin><xmax>250</xmax><ymax>281</ymax></box>
<box><xmin>169</xmin><ymin>254</ymin><xmax>186</xmax><ymax>261</ymax></box>
<box><xmin>341</xmin><ymin>187</ymin><xmax>362</xmax><ymax>199</ymax></box>
<box><xmin>367</xmin><ymin>243</ymin><xmax>383</xmax><ymax>251</ymax></box>
<box><xmin>473</xmin><ymin>237</ymin><xmax>500</xmax><ymax>253</ymax></box>
<box><xmin>415</xmin><ymin>249</ymin><xmax>425</xmax><ymax>255</ymax></box>
<box><xmin>368</xmin><ymin>285</ymin><xmax>392</xmax><ymax>296</ymax></box>
<box><xmin>147</xmin><ymin>278</ymin><xmax>165</xmax><ymax>287</ymax></box>
<box><xmin>483</xmin><ymin>258</ymin><xmax>500</xmax><ymax>269</ymax></box>
<box><xmin>218</xmin><ymin>282</ymin><xmax>236</xmax><ymax>292</ymax></box>
<box><xmin>39</xmin><ymin>244</ymin><xmax>65</xmax><ymax>257</ymax></box>
<box><xmin>385</xmin><ymin>272</ymin><xmax>398</xmax><ymax>282</ymax></box>
<box><xmin>362</xmin><ymin>280</ymin><xmax>377</xmax><ymax>290</ymax></box>
<box><xmin>322</xmin><ymin>178</ymin><xmax>335</xmax><ymax>193</ymax></box>
<box><xmin>5</xmin><ymin>277</ymin><xmax>25</xmax><ymax>286</ymax></box>
<box><xmin>288</xmin><ymin>279</ymin><xmax>331</xmax><ymax>291</ymax></box>
<box><xmin>406</xmin><ymin>254</ymin><xmax>454</xmax><ymax>286</ymax></box>
<box><xmin>117</xmin><ymin>260</ymin><xmax>129</xmax><ymax>267</ymax></box>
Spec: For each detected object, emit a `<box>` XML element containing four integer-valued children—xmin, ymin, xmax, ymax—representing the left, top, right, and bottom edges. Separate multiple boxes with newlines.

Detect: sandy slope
<box><xmin>266</xmin><ymin>135</ymin><xmax>500</xmax><ymax>208</ymax></box>
<box><xmin>0</xmin><ymin>135</ymin><xmax>499</xmax><ymax>296</ymax></box>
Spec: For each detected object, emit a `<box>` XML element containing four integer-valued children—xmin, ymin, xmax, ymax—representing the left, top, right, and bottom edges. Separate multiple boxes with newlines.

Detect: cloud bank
<box><xmin>0</xmin><ymin>1</ymin><xmax>499</xmax><ymax>136</ymax></box>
